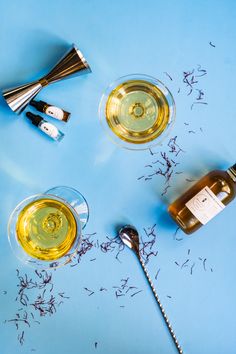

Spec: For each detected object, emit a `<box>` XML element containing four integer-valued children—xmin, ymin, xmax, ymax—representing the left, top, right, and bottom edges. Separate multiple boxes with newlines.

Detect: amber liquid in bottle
<box><xmin>168</xmin><ymin>164</ymin><xmax>236</xmax><ymax>234</ymax></box>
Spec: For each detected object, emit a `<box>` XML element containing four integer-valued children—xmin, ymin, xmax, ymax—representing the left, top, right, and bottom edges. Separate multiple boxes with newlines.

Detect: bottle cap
<box><xmin>30</xmin><ymin>100</ymin><xmax>46</xmax><ymax>112</ymax></box>
<box><xmin>228</xmin><ymin>163</ymin><xmax>236</xmax><ymax>182</ymax></box>
<box><xmin>230</xmin><ymin>163</ymin><xmax>236</xmax><ymax>172</ymax></box>
<box><xmin>26</xmin><ymin>112</ymin><xmax>43</xmax><ymax>127</ymax></box>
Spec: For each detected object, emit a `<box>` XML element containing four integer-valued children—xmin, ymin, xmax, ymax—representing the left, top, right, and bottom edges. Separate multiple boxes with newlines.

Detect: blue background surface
<box><xmin>0</xmin><ymin>0</ymin><xmax>236</xmax><ymax>353</ymax></box>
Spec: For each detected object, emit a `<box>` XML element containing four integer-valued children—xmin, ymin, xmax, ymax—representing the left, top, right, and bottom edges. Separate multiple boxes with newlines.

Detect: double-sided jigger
<box><xmin>119</xmin><ymin>225</ymin><xmax>183</xmax><ymax>354</ymax></box>
<box><xmin>2</xmin><ymin>44</ymin><xmax>91</xmax><ymax>114</ymax></box>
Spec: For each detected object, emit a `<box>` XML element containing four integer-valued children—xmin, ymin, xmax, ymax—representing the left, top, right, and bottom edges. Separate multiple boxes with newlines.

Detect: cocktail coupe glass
<box><xmin>99</xmin><ymin>74</ymin><xmax>176</xmax><ymax>150</ymax></box>
<box><xmin>8</xmin><ymin>186</ymin><xmax>89</xmax><ymax>269</ymax></box>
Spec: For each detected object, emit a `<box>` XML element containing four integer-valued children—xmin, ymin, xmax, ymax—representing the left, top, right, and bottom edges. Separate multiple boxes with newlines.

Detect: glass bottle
<box><xmin>30</xmin><ymin>100</ymin><xmax>70</xmax><ymax>122</ymax></box>
<box><xmin>26</xmin><ymin>112</ymin><xmax>64</xmax><ymax>141</ymax></box>
<box><xmin>168</xmin><ymin>164</ymin><xmax>236</xmax><ymax>234</ymax></box>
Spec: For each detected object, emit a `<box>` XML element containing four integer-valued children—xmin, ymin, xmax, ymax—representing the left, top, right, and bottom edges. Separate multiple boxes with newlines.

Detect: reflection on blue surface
<box><xmin>0</xmin><ymin>0</ymin><xmax>236</xmax><ymax>353</ymax></box>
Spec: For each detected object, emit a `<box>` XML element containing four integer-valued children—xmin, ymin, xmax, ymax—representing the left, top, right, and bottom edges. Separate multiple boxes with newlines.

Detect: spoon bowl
<box><xmin>118</xmin><ymin>225</ymin><xmax>140</xmax><ymax>253</ymax></box>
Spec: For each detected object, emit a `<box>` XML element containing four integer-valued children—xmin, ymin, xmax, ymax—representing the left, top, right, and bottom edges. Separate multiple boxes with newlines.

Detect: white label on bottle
<box><xmin>185</xmin><ymin>186</ymin><xmax>225</xmax><ymax>225</ymax></box>
<box><xmin>40</xmin><ymin>122</ymin><xmax>59</xmax><ymax>140</ymax></box>
<box><xmin>45</xmin><ymin>106</ymin><xmax>64</xmax><ymax>120</ymax></box>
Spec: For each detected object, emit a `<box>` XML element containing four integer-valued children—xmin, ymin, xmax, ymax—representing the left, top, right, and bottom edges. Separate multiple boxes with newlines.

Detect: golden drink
<box><xmin>105</xmin><ymin>80</ymin><xmax>170</xmax><ymax>144</ymax></box>
<box><xmin>16</xmin><ymin>198</ymin><xmax>77</xmax><ymax>260</ymax></box>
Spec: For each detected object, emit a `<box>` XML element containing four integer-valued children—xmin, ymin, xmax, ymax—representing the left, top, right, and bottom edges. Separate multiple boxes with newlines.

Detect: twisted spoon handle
<box><xmin>138</xmin><ymin>254</ymin><xmax>183</xmax><ymax>354</ymax></box>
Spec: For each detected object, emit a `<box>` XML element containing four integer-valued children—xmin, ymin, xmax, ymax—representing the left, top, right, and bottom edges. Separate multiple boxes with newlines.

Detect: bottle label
<box><xmin>45</xmin><ymin>106</ymin><xmax>64</xmax><ymax>120</ymax></box>
<box><xmin>185</xmin><ymin>186</ymin><xmax>225</xmax><ymax>225</ymax></box>
<box><xmin>40</xmin><ymin>122</ymin><xmax>59</xmax><ymax>140</ymax></box>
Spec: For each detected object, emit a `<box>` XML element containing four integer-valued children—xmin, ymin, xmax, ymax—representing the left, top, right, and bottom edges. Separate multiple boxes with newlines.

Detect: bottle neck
<box><xmin>227</xmin><ymin>165</ymin><xmax>236</xmax><ymax>183</ymax></box>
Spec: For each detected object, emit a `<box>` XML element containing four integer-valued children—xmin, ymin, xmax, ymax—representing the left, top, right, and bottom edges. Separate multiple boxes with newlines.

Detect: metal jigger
<box><xmin>2</xmin><ymin>44</ymin><xmax>91</xmax><ymax>114</ymax></box>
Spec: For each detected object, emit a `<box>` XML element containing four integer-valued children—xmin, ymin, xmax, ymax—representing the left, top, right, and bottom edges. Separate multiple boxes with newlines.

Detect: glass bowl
<box><xmin>99</xmin><ymin>74</ymin><xmax>176</xmax><ymax>150</ymax></box>
<box><xmin>8</xmin><ymin>186</ymin><xmax>89</xmax><ymax>269</ymax></box>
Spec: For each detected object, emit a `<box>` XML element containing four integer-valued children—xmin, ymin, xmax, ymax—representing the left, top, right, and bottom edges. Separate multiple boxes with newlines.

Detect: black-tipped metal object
<box><xmin>119</xmin><ymin>225</ymin><xmax>183</xmax><ymax>354</ymax></box>
<box><xmin>2</xmin><ymin>44</ymin><xmax>91</xmax><ymax>114</ymax></box>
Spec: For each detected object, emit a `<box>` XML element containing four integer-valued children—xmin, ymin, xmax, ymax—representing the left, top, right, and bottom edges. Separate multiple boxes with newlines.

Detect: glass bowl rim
<box><xmin>8</xmin><ymin>193</ymin><xmax>82</xmax><ymax>269</ymax></box>
<box><xmin>98</xmin><ymin>73</ymin><xmax>176</xmax><ymax>151</ymax></box>
<box><xmin>45</xmin><ymin>185</ymin><xmax>90</xmax><ymax>229</ymax></box>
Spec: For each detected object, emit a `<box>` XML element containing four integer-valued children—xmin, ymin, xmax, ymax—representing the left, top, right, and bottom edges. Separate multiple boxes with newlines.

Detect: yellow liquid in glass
<box><xmin>16</xmin><ymin>198</ymin><xmax>77</xmax><ymax>261</ymax></box>
<box><xmin>106</xmin><ymin>80</ymin><xmax>170</xmax><ymax>144</ymax></box>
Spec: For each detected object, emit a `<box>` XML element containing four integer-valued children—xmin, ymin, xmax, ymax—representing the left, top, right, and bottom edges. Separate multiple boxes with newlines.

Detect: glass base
<box><xmin>45</xmin><ymin>186</ymin><xmax>89</xmax><ymax>229</ymax></box>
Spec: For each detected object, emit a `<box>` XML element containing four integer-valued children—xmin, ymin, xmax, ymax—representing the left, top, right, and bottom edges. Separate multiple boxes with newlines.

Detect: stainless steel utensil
<box><xmin>119</xmin><ymin>225</ymin><xmax>183</xmax><ymax>354</ymax></box>
<box><xmin>2</xmin><ymin>44</ymin><xmax>91</xmax><ymax>114</ymax></box>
